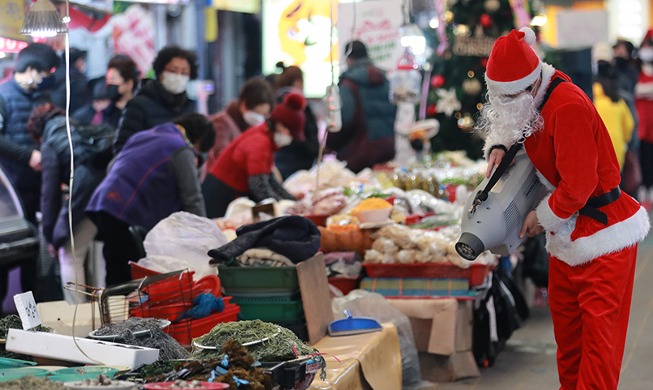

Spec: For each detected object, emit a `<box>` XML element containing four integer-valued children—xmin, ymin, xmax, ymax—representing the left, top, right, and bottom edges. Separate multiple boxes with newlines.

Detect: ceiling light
<box><xmin>20</xmin><ymin>0</ymin><xmax>68</xmax><ymax>38</ymax></box>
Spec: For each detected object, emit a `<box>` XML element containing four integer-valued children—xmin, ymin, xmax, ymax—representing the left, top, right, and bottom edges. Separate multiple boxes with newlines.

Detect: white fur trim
<box><xmin>546</xmin><ymin>206</ymin><xmax>650</xmax><ymax>266</ymax></box>
<box><xmin>485</xmin><ymin>63</ymin><xmax>542</xmax><ymax>95</ymax></box>
<box><xmin>536</xmin><ymin>193</ymin><xmax>568</xmax><ymax>231</ymax></box>
<box><xmin>520</xmin><ymin>27</ymin><xmax>536</xmax><ymax>46</ymax></box>
<box><xmin>531</xmin><ymin>63</ymin><xmax>555</xmax><ymax>110</ymax></box>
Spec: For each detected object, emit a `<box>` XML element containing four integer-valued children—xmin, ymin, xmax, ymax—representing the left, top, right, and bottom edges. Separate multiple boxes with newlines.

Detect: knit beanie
<box><xmin>485</xmin><ymin>27</ymin><xmax>541</xmax><ymax>95</ymax></box>
<box><xmin>270</xmin><ymin>92</ymin><xmax>306</xmax><ymax>141</ymax></box>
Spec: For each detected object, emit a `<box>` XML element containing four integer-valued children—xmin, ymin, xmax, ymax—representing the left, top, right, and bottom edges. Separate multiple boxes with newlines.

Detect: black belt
<box><xmin>578</xmin><ymin>187</ymin><xmax>621</xmax><ymax>225</ymax></box>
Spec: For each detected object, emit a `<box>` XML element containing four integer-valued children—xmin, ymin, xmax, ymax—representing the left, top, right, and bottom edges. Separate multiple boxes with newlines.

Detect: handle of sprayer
<box><xmin>474</xmin><ymin>142</ymin><xmax>523</xmax><ymax>204</ymax></box>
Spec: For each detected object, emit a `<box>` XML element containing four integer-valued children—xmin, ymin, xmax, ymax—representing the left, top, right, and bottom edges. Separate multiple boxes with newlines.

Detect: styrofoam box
<box><xmin>6</xmin><ymin>329</ymin><xmax>159</xmax><ymax>368</ymax></box>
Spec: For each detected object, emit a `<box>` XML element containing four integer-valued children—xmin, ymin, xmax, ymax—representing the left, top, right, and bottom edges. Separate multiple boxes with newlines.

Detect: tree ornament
<box><xmin>484</xmin><ymin>0</ymin><xmax>500</xmax><ymax>13</ymax></box>
<box><xmin>480</xmin><ymin>14</ymin><xmax>492</xmax><ymax>28</ymax></box>
<box><xmin>430</xmin><ymin>74</ymin><xmax>445</xmax><ymax>88</ymax></box>
<box><xmin>462</xmin><ymin>78</ymin><xmax>482</xmax><ymax>95</ymax></box>
<box><xmin>457</xmin><ymin>114</ymin><xmax>475</xmax><ymax>131</ymax></box>
<box><xmin>436</xmin><ymin>88</ymin><xmax>462</xmax><ymax>117</ymax></box>
<box><xmin>427</xmin><ymin>104</ymin><xmax>438</xmax><ymax>116</ymax></box>
<box><xmin>444</xmin><ymin>11</ymin><xmax>454</xmax><ymax>24</ymax></box>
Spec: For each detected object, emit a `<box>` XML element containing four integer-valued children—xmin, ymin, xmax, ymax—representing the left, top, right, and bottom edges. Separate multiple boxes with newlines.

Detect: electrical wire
<box><xmin>61</xmin><ymin>1</ymin><xmax>103</xmax><ymax>364</ymax></box>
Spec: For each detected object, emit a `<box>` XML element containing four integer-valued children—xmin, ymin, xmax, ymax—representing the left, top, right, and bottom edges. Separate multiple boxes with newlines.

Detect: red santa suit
<box><xmin>484</xmin><ymin>28</ymin><xmax>650</xmax><ymax>390</ymax></box>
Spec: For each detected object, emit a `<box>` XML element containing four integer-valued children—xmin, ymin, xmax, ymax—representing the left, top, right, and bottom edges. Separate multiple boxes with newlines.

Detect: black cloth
<box><xmin>51</xmin><ymin>66</ymin><xmax>89</xmax><ymax>114</ymax></box>
<box><xmin>90</xmin><ymin>211</ymin><xmax>143</xmax><ymax>286</ymax></box>
<box><xmin>208</xmin><ymin>215</ymin><xmax>320</xmax><ymax>264</ymax></box>
<box><xmin>113</xmin><ymin>79</ymin><xmax>195</xmax><ymax>154</ymax></box>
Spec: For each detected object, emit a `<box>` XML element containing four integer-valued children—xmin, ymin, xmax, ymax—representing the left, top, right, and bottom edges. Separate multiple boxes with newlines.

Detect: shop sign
<box><xmin>0</xmin><ymin>0</ymin><xmax>27</xmax><ymax>41</ymax></box>
<box><xmin>211</xmin><ymin>0</ymin><xmax>259</xmax><ymax>14</ymax></box>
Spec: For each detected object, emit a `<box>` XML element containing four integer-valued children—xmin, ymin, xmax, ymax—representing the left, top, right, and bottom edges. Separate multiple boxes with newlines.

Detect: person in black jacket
<box><xmin>51</xmin><ymin>47</ymin><xmax>90</xmax><ymax>114</ymax></box>
<box><xmin>113</xmin><ymin>46</ymin><xmax>197</xmax><ymax>154</ymax></box>
<box><xmin>0</xmin><ymin>42</ymin><xmax>59</xmax><ymax>306</ymax></box>
<box><xmin>28</xmin><ymin>102</ymin><xmax>112</xmax><ymax>302</ymax></box>
<box><xmin>273</xmin><ymin>63</ymin><xmax>319</xmax><ymax>179</ymax></box>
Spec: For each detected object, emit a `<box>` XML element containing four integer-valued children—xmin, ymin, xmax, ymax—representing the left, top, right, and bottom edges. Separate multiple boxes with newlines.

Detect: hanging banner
<box><xmin>508</xmin><ymin>0</ymin><xmax>531</xmax><ymax>29</ymax></box>
<box><xmin>338</xmin><ymin>0</ymin><xmax>404</xmax><ymax>72</ymax></box>
<box><xmin>0</xmin><ymin>0</ymin><xmax>28</xmax><ymax>42</ymax></box>
<box><xmin>262</xmin><ymin>0</ymin><xmax>339</xmax><ymax>98</ymax></box>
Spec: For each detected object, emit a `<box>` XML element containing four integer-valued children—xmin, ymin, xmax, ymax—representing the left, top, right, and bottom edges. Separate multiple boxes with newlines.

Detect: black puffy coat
<box><xmin>113</xmin><ymin>79</ymin><xmax>195</xmax><ymax>153</ymax></box>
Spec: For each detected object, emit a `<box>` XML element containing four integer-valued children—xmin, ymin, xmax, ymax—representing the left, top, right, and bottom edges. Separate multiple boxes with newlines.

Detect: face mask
<box><xmin>639</xmin><ymin>48</ymin><xmax>653</xmax><ymax>63</ymax></box>
<box><xmin>274</xmin><ymin>132</ymin><xmax>293</xmax><ymax>147</ymax></box>
<box><xmin>106</xmin><ymin>84</ymin><xmax>121</xmax><ymax>102</ymax></box>
<box><xmin>37</xmin><ymin>73</ymin><xmax>56</xmax><ymax>91</ymax></box>
<box><xmin>161</xmin><ymin>71</ymin><xmax>189</xmax><ymax>95</ymax></box>
<box><xmin>242</xmin><ymin>111</ymin><xmax>266</xmax><ymax>126</ymax></box>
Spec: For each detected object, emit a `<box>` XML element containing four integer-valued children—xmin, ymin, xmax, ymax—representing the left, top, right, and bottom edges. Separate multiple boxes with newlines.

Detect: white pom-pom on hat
<box><xmin>519</xmin><ymin>27</ymin><xmax>537</xmax><ymax>46</ymax></box>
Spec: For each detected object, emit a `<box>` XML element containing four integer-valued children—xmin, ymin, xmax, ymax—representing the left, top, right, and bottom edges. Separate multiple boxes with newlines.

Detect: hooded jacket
<box><xmin>326</xmin><ymin>58</ymin><xmax>396</xmax><ymax>172</ymax></box>
<box><xmin>113</xmin><ymin>79</ymin><xmax>195</xmax><ymax>153</ymax></box>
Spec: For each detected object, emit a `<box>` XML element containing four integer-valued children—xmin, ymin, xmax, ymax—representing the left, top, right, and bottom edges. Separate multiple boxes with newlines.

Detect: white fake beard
<box><xmin>478</xmin><ymin>91</ymin><xmax>543</xmax><ymax>145</ymax></box>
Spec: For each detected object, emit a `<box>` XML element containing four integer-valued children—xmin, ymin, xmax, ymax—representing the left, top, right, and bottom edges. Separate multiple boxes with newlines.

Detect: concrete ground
<box><xmin>428</xmin><ymin>225</ymin><xmax>653</xmax><ymax>390</ymax></box>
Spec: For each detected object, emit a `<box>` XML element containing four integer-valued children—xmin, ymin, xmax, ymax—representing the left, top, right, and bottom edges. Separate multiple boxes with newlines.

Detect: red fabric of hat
<box><xmin>270</xmin><ymin>92</ymin><xmax>306</xmax><ymax>142</ymax></box>
<box><xmin>642</xmin><ymin>28</ymin><xmax>653</xmax><ymax>46</ymax></box>
<box><xmin>485</xmin><ymin>27</ymin><xmax>541</xmax><ymax>95</ymax></box>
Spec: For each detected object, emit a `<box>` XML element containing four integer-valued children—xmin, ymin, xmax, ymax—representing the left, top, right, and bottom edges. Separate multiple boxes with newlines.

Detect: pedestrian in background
<box><xmin>113</xmin><ymin>46</ymin><xmax>197</xmax><ymax>154</ymax></box>
<box><xmin>326</xmin><ymin>40</ymin><xmax>396</xmax><ymax>173</ymax></box>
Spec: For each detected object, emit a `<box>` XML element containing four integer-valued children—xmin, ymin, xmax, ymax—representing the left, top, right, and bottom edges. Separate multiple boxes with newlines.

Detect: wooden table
<box><xmin>310</xmin><ymin>323</ymin><xmax>402</xmax><ymax>390</ymax></box>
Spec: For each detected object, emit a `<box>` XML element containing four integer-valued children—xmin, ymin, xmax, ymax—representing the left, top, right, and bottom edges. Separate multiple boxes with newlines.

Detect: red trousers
<box><xmin>548</xmin><ymin>245</ymin><xmax>637</xmax><ymax>390</ymax></box>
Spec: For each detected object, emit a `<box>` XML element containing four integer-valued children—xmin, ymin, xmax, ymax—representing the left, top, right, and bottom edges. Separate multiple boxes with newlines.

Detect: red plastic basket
<box><xmin>328</xmin><ymin>276</ymin><xmax>361</xmax><ymax>295</ymax></box>
<box><xmin>166</xmin><ymin>303</ymin><xmax>240</xmax><ymax>345</ymax></box>
<box><xmin>363</xmin><ymin>262</ymin><xmax>491</xmax><ymax>287</ymax></box>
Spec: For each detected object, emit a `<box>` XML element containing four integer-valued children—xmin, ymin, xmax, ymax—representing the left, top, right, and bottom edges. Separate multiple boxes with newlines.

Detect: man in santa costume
<box><xmin>479</xmin><ymin>27</ymin><xmax>650</xmax><ymax>389</ymax></box>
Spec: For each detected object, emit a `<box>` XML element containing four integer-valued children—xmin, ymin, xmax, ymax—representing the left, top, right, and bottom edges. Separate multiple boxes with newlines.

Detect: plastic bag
<box><xmin>332</xmin><ymin>290</ymin><xmax>427</xmax><ymax>390</ymax></box>
<box><xmin>137</xmin><ymin>212</ymin><xmax>228</xmax><ymax>277</ymax></box>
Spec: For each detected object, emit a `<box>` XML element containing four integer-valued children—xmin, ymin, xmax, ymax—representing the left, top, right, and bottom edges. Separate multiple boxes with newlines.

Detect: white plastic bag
<box><xmin>137</xmin><ymin>212</ymin><xmax>228</xmax><ymax>277</ymax></box>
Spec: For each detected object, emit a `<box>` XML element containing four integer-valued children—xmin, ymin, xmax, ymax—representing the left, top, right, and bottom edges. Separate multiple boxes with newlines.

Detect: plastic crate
<box><xmin>231</xmin><ymin>293</ymin><xmax>304</xmax><ymax>322</ymax></box>
<box><xmin>363</xmin><ymin>262</ymin><xmax>491</xmax><ymax>287</ymax></box>
<box><xmin>218</xmin><ymin>265</ymin><xmax>299</xmax><ymax>293</ymax></box>
<box><xmin>328</xmin><ymin>276</ymin><xmax>361</xmax><ymax>295</ymax></box>
<box><xmin>166</xmin><ymin>303</ymin><xmax>240</xmax><ymax>346</ymax></box>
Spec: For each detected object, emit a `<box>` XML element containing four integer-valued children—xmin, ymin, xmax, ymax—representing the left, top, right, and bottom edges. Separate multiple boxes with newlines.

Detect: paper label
<box><xmin>13</xmin><ymin>291</ymin><xmax>42</xmax><ymax>330</ymax></box>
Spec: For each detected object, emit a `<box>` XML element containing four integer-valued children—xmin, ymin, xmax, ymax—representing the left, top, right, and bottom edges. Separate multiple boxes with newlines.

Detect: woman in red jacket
<box><xmin>202</xmin><ymin>93</ymin><xmax>306</xmax><ymax>218</ymax></box>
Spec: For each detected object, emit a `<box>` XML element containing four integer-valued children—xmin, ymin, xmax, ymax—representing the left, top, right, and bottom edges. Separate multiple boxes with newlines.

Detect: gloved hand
<box><xmin>176</xmin><ymin>293</ymin><xmax>224</xmax><ymax>321</ymax></box>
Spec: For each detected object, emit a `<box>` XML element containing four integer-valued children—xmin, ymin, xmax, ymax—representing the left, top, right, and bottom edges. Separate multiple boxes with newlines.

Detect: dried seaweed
<box><xmin>93</xmin><ymin>318</ymin><xmax>188</xmax><ymax>360</ymax></box>
<box><xmin>0</xmin><ymin>376</ymin><xmax>67</xmax><ymax>390</ymax></box>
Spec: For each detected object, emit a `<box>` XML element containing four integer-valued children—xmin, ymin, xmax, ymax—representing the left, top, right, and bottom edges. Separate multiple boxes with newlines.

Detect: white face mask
<box><xmin>242</xmin><ymin>110</ymin><xmax>266</xmax><ymax>126</ymax></box>
<box><xmin>274</xmin><ymin>132</ymin><xmax>293</xmax><ymax>147</ymax></box>
<box><xmin>161</xmin><ymin>71</ymin><xmax>190</xmax><ymax>95</ymax></box>
<box><xmin>639</xmin><ymin>48</ymin><xmax>653</xmax><ymax>63</ymax></box>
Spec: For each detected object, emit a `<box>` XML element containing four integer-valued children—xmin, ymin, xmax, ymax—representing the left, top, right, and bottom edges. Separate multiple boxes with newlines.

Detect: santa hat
<box><xmin>270</xmin><ymin>92</ymin><xmax>306</xmax><ymax>141</ymax></box>
<box><xmin>485</xmin><ymin>27</ymin><xmax>541</xmax><ymax>95</ymax></box>
<box><xmin>642</xmin><ymin>28</ymin><xmax>653</xmax><ymax>46</ymax></box>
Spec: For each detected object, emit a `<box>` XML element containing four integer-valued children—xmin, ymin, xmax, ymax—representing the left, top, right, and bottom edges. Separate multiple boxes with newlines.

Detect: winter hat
<box><xmin>485</xmin><ymin>27</ymin><xmax>541</xmax><ymax>95</ymax></box>
<box><xmin>641</xmin><ymin>28</ymin><xmax>653</xmax><ymax>46</ymax></box>
<box><xmin>92</xmin><ymin>82</ymin><xmax>110</xmax><ymax>100</ymax></box>
<box><xmin>270</xmin><ymin>92</ymin><xmax>306</xmax><ymax>141</ymax></box>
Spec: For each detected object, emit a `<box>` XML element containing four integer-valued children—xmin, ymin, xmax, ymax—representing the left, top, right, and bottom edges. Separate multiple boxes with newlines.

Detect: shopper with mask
<box><xmin>636</xmin><ymin>29</ymin><xmax>653</xmax><ymax>206</ymax></box>
<box><xmin>113</xmin><ymin>46</ymin><xmax>197</xmax><ymax>154</ymax></box>
<box><xmin>273</xmin><ymin>63</ymin><xmax>319</xmax><ymax>179</ymax></box>
<box><xmin>205</xmin><ymin>77</ymin><xmax>274</xmax><ymax>171</ymax></box>
<box><xmin>202</xmin><ymin>93</ymin><xmax>304</xmax><ymax>218</ymax></box>
<box><xmin>0</xmin><ymin>42</ymin><xmax>59</xmax><ymax>307</ymax></box>
<box><xmin>87</xmin><ymin>113</ymin><xmax>215</xmax><ymax>285</ymax></box>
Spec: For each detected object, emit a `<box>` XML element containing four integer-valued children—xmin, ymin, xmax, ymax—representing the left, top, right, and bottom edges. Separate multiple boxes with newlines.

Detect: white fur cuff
<box><xmin>536</xmin><ymin>193</ymin><xmax>568</xmax><ymax>232</ymax></box>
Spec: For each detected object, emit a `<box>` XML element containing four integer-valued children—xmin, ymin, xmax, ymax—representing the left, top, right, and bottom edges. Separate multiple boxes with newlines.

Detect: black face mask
<box><xmin>37</xmin><ymin>74</ymin><xmax>56</xmax><ymax>91</ymax></box>
<box><xmin>105</xmin><ymin>84</ymin><xmax>121</xmax><ymax>102</ymax></box>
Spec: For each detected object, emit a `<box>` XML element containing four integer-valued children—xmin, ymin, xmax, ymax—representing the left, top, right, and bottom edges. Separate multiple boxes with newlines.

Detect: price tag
<box><xmin>13</xmin><ymin>291</ymin><xmax>42</xmax><ymax>330</ymax></box>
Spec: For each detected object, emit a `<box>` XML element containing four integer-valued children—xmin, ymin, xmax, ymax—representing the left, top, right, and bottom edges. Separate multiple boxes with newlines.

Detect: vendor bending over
<box><xmin>202</xmin><ymin>93</ymin><xmax>306</xmax><ymax>218</ymax></box>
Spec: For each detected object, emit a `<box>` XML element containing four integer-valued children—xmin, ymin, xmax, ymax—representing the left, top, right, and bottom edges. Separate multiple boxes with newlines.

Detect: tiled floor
<box><xmin>429</xmin><ymin>226</ymin><xmax>653</xmax><ymax>390</ymax></box>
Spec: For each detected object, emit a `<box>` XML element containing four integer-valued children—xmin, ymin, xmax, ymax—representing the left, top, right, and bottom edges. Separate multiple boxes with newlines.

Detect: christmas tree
<box><xmin>426</xmin><ymin>0</ymin><xmax>536</xmax><ymax>160</ymax></box>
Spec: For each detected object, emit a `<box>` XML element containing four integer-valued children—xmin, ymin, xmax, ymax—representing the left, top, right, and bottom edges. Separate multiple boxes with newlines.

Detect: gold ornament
<box><xmin>484</xmin><ymin>0</ymin><xmax>500</xmax><ymax>13</ymax></box>
<box><xmin>462</xmin><ymin>78</ymin><xmax>482</xmax><ymax>95</ymax></box>
<box><xmin>454</xmin><ymin>24</ymin><xmax>470</xmax><ymax>36</ymax></box>
<box><xmin>457</xmin><ymin>114</ymin><xmax>475</xmax><ymax>131</ymax></box>
<box><xmin>476</xmin><ymin>102</ymin><xmax>484</xmax><ymax>111</ymax></box>
<box><xmin>444</xmin><ymin>11</ymin><xmax>454</xmax><ymax>23</ymax></box>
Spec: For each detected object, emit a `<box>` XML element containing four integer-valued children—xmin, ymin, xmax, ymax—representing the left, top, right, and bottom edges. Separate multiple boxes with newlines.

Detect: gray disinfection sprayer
<box><xmin>456</xmin><ymin>149</ymin><xmax>548</xmax><ymax>260</ymax></box>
